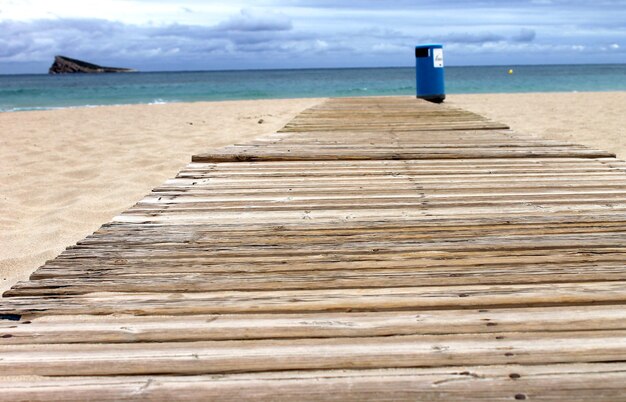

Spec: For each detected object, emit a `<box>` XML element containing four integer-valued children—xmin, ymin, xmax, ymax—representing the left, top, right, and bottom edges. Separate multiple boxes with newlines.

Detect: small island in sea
<box><xmin>48</xmin><ymin>55</ymin><xmax>135</xmax><ymax>74</ymax></box>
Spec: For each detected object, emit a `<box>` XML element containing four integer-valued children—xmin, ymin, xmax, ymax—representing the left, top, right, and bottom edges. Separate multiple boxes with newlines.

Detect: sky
<box><xmin>0</xmin><ymin>0</ymin><xmax>625</xmax><ymax>74</ymax></box>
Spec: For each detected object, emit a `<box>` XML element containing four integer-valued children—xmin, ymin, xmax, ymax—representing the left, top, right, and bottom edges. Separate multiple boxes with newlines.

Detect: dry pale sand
<box><xmin>0</xmin><ymin>98</ymin><xmax>323</xmax><ymax>293</ymax></box>
<box><xmin>448</xmin><ymin>91</ymin><xmax>626</xmax><ymax>159</ymax></box>
<box><xmin>1</xmin><ymin>92</ymin><xmax>624</xmax><ymax>294</ymax></box>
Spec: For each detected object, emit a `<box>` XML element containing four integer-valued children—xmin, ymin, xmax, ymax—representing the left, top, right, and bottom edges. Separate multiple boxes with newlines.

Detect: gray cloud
<box><xmin>216</xmin><ymin>9</ymin><xmax>292</xmax><ymax>32</ymax></box>
<box><xmin>0</xmin><ymin>10</ymin><xmax>297</xmax><ymax>66</ymax></box>
<box><xmin>512</xmin><ymin>28</ymin><xmax>537</xmax><ymax>42</ymax></box>
<box><xmin>442</xmin><ymin>32</ymin><xmax>506</xmax><ymax>44</ymax></box>
<box><xmin>427</xmin><ymin>29</ymin><xmax>536</xmax><ymax>45</ymax></box>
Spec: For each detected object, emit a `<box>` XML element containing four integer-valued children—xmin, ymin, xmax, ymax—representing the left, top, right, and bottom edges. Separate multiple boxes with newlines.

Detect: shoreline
<box><xmin>2</xmin><ymin>97</ymin><xmax>319</xmax><ymax>113</ymax></box>
<box><xmin>1</xmin><ymin>91</ymin><xmax>625</xmax><ymax>293</ymax></box>
<box><xmin>2</xmin><ymin>89</ymin><xmax>625</xmax><ymax>113</ymax></box>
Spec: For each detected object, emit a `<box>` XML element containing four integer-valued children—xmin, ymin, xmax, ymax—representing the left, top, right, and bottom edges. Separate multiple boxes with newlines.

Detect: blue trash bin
<box><xmin>415</xmin><ymin>44</ymin><xmax>445</xmax><ymax>103</ymax></box>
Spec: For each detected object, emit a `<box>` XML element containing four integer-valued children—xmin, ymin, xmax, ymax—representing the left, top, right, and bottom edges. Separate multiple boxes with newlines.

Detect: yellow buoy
<box><xmin>508</xmin><ymin>69</ymin><xmax>514</xmax><ymax>74</ymax></box>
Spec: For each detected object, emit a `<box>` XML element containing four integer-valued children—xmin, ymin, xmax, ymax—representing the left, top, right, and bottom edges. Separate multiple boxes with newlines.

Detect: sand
<box><xmin>1</xmin><ymin>91</ymin><xmax>624</xmax><ymax>293</ymax></box>
<box><xmin>448</xmin><ymin>92</ymin><xmax>626</xmax><ymax>160</ymax></box>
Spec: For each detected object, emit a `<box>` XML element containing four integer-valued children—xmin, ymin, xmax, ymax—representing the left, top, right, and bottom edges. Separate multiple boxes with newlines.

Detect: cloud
<box><xmin>289</xmin><ymin>0</ymin><xmax>626</xmax><ymax>8</ymax></box>
<box><xmin>0</xmin><ymin>1</ymin><xmax>625</xmax><ymax>72</ymax></box>
<box><xmin>423</xmin><ymin>27</ymin><xmax>536</xmax><ymax>46</ymax></box>
<box><xmin>0</xmin><ymin>9</ymin><xmax>296</xmax><ymax>66</ymax></box>
<box><xmin>216</xmin><ymin>9</ymin><xmax>292</xmax><ymax>32</ymax></box>
<box><xmin>512</xmin><ymin>28</ymin><xmax>536</xmax><ymax>42</ymax></box>
<box><xmin>441</xmin><ymin>32</ymin><xmax>505</xmax><ymax>44</ymax></box>
<box><xmin>0</xmin><ymin>18</ymin><xmax>130</xmax><ymax>62</ymax></box>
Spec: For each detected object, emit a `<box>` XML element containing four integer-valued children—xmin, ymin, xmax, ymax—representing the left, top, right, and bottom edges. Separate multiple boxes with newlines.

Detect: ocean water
<box><xmin>0</xmin><ymin>64</ymin><xmax>624</xmax><ymax>112</ymax></box>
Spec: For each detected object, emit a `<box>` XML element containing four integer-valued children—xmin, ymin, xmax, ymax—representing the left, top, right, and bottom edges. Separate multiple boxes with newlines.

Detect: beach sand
<box><xmin>448</xmin><ymin>91</ymin><xmax>626</xmax><ymax>160</ymax></box>
<box><xmin>1</xmin><ymin>91</ymin><xmax>624</xmax><ymax>293</ymax></box>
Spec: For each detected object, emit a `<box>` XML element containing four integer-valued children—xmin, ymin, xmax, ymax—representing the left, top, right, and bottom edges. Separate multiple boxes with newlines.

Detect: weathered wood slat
<box><xmin>112</xmin><ymin>204</ymin><xmax>626</xmax><ymax>225</ymax></box>
<box><xmin>192</xmin><ymin>148</ymin><xmax>613</xmax><ymax>163</ymax></box>
<box><xmin>2</xmin><ymin>306</ymin><xmax>625</xmax><ymax>344</ymax></box>
<box><xmin>8</xmin><ymin>264</ymin><xmax>626</xmax><ymax>295</ymax></box>
<box><xmin>182</xmin><ymin>157</ymin><xmax>626</xmax><ymax>169</ymax></box>
<box><xmin>2</xmin><ymin>282</ymin><xmax>626</xmax><ymax>316</ymax></box>
<box><xmin>68</xmin><ymin>220</ymin><xmax>626</xmax><ymax>246</ymax></box>
<box><xmin>1</xmin><ymin>364</ymin><xmax>623</xmax><ymax>401</ymax></box>
<box><xmin>33</xmin><ymin>248</ymin><xmax>626</xmax><ymax>273</ymax></box>
<box><xmin>31</xmin><ymin>254</ymin><xmax>626</xmax><ymax>281</ymax></box>
<box><xmin>1</xmin><ymin>330</ymin><xmax>625</xmax><ymax>376</ymax></box>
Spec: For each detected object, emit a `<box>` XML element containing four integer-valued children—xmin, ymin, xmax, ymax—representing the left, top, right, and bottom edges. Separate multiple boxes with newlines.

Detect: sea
<box><xmin>0</xmin><ymin>64</ymin><xmax>625</xmax><ymax>112</ymax></box>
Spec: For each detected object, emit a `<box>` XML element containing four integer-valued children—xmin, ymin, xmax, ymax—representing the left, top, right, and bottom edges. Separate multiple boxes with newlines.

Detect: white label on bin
<box><xmin>433</xmin><ymin>48</ymin><xmax>444</xmax><ymax>68</ymax></box>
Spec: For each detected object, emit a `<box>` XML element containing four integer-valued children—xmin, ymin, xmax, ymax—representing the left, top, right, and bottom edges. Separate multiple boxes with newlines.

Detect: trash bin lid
<box><xmin>415</xmin><ymin>44</ymin><xmax>443</xmax><ymax>49</ymax></box>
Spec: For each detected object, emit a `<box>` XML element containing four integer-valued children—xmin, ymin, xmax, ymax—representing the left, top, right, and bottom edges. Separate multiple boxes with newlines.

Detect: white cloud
<box><xmin>372</xmin><ymin>43</ymin><xmax>405</xmax><ymax>53</ymax></box>
<box><xmin>0</xmin><ymin>0</ymin><xmax>238</xmax><ymax>25</ymax></box>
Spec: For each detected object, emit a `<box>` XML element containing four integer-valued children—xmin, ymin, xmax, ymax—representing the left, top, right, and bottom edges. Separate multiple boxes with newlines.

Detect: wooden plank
<box><xmin>112</xmin><ymin>204</ymin><xmax>626</xmax><ymax>225</ymax></box>
<box><xmin>2</xmin><ymin>305</ymin><xmax>625</xmax><ymax>344</ymax></box>
<box><xmin>32</xmin><ymin>246</ymin><xmax>626</xmax><ymax>274</ymax></box>
<box><xmin>192</xmin><ymin>148</ymin><xmax>613</xmax><ymax>163</ymax></box>
<box><xmin>0</xmin><ymin>364</ymin><xmax>624</xmax><ymax>401</ymax></box>
<box><xmin>2</xmin><ymin>282</ymin><xmax>626</xmax><ymax>316</ymax></box>
<box><xmin>8</xmin><ymin>263</ymin><xmax>626</xmax><ymax>295</ymax></box>
<box><xmin>68</xmin><ymin>220</ymin><xmax>626</xmax><ymax>246</ymax></box>
<box><xmin>1</xmin><ymin>330</ymin><xmax>625</xmax><ymax>376</ymax></box>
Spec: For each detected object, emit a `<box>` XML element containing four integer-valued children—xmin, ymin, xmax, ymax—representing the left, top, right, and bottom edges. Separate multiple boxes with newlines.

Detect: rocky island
<box><xmin>48</xmin><ymin>55</ymin><xmax>135</xmax><ymax>74</ymax></box>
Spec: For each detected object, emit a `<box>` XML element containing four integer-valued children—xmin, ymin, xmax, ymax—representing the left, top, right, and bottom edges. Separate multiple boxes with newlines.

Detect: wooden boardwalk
<box><xmin>1</xmin><ymin>96</ymin><xmax>626</xmax><ymax>400</ymax></box>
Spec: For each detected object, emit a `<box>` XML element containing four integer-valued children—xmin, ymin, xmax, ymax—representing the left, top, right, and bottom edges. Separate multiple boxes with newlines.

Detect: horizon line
<box><xmin>1</xmin><ymin>61</ymin><xmax>625</xmax><ymax>76</ymax></box>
